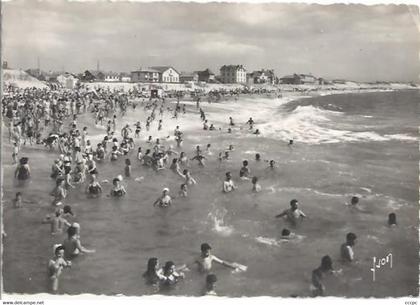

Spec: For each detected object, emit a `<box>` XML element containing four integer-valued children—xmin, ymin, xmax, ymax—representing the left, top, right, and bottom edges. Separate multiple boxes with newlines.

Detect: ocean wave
<box><xmin>253</xmin><ymin>105</ymin><xmax>417</xmax><ymax>144</ymax></box>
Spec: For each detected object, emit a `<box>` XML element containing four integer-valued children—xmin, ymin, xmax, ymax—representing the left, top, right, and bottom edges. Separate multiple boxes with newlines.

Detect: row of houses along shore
<box><xmin>15</xmin><ymin>60</ymin><xmax>328</xmax><ymax>88</ymax></box>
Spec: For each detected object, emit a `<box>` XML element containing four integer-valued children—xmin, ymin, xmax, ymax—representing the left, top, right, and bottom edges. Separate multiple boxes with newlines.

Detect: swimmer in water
<box><xmin>204</xmin><ymin>274</ymin><xmax>218</xmax><ymax>296</ymax></box>
<box><xmin>110</xmin><ymin>178</ymin><xmax>127</xmax><ymax>197</ymax></box>
<box><xmin>42</xmin><ymin>209</ymin><xmax>71</xmax><ymax>235</ymax></box>
<box><xmin>15</xmin><ymin>157</ymin><xmax>31</xmax><ymax>181</ymax></box>
<box><xmin>268</xmin><ymin>160</ymin><xmax>276</xmax><ymax>169</ymax></box>
<box><xmin>195</xmin><ymin>243</ymin><xmax>237</xmax><ymax>273</ymax></box>
<box><xmin>288</xmin><ymin>139</ymin><xmax>294</xmax><ymax>148</ymax></box>
<box><xmin>229</xmin><ymin>117</ymin><xmax>235</xmax><ymax>126</ymax></box>
<box><xmin>223</xmin><ymin>172</ymin><xmax>236</xmax><ymax>193</ymax></box>
<box><xmin>275</xmin><ymin>199</ymin><xmax>306</xmax><ymax>226</ymax></box>
<box><xmin>251</xmin><ymin>176</ymin><xmax>261</xmax><ymax>193</ymax></box>
<box><xmin>50</xmin><ymin>178</ymin><xmax>67</xmax><ymax>206</ymax></box>
<box><xmin>170</xmin><ymin>158</ymin><xmax>184</xmax><ymax>177</ymax></box>
<box><xmin>255</xmin><ymin>153</ymin><xmax>261</xmax><ymax>162</ymax></box>
<box><xmin>206</xmin><ymin>144</ymin><xmax>213</xmax><ymax>155</ymax></box>
<box><xmin>12</xmin><ymin>192</ymin><xmax>23</xmax><ymax>208</ymax></box>
<box><xmin>340</xmin><ymin>232</ymin><xmax>357</xmax><ymax>263</ymax></box>
<box><xmin>160</xmin><ymin>261</ymin><xmax>185</xmax><ymax>287</ymax></box>
<box><xmin>124</xmin><ymin>159</ymin><xmax>132</xmax><ymax>178</ymax></box>
<box><xmin>388</xmin><ymin>213</ymin><xmax>397</xmax><ymax>226</ymax></box>
<box><xmin>143</xmin><ymin>257</ymin><xmax>165</xmax><ymax>286</ymax></box>
<box><xmin>153</xmin><ymin>188</ymin><xmax>172</xmax><ymax>208</ymax></box>
<box><xmin>239</xmin><ymin>160</ymin><xmax>251</xmax><ymax>180</ymax></box>
<box><xmin>48</xmin><ymin>244</ymin><xmax>72</xmax><ymax>292</ymax></box>
<box><xmin>191</xmin><ymin>154</ymin><xmax>207</xmax><ymax>167</ymax></box>
<box><xmin>182</xmin><ymin>169</ymin><xmax>197</xmax><ymax>185</ymax></box>
<box><xmin>62</xmin><ymin>226</ymin><xmax>95</xmax><ymax>260</ymax></box>
<box><xmin>310</xmin><ymin>255</ymin><xmax>341</xmax><ymax>297</ymax></box>
<box><xmin>280</xmin><ymin>228</ymin><xmax>295</xmax><ymax>240</ymax></box>
<box><xmin>86</xmin><ymin>175</ymin><xmax>102</xmax><ymax>197</ymax></box>
<box><xmin>179</xmin><ymin>183</ymin><xmax>188</xmax><ymax>197</ymax></box>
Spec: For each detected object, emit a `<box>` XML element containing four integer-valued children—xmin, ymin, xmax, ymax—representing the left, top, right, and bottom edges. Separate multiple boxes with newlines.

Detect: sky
<box><xmin>2</xmin><ymin>0</ymin><xmax>420</xmax><ymax>82</ymax></box>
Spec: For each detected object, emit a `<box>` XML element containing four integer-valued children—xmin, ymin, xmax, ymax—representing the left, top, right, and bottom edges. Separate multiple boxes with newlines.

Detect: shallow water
<box><xmin>2</xmin><ymin>90</ymin><xmax>419</xmax><ymax>297</ymax></box>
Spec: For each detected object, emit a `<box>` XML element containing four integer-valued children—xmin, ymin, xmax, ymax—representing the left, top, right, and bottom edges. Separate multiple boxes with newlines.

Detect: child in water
<box><xmin>223</xmin><ymin>172</ymin><xmax>236</xmax><ymax>193</ymax></box>
<box><xmin>160</xmin><ymin>261</ymin><xmax>185</xmax><ymax>287</ymax></box>
<box><xmin>179</xmin><ymin>183</ymin><xmax>188</xmax><ymax>197</ymax></box>
<box><xmin>153</xmin><ymin>188</ymin><xmax>172</xmax><ymax>208</ymax></box>
<box><xmin>195</xmin><ymin>243</ymin><xmax>239</xmax><ymax>272</ymax></box>
<box><xmin>143</xmin><ymin>257</ymin><xmax>165</xmax><ymax>286</ymax></box>
<box><xmin>239</xmin><ymin>160</ymin><xmax>251</xmax><ymax>180</ymax></box>
<box><xmin>251</xmin><ymin>177</ymin><xmax>261</xmax><ymax>193</ymax></box>
<box><xmin>63</xmin><ymin>226</ymin><xmax>95</xmax><ymax>260</ymax></box>
<box><xmin>86</xmin><ymin>175</ymin><xmax>102</xmax><ymax>197</ymax></box>
<box><xmin>125</xmin><ymin>159</ymin><xmax>132</xmax><ymax>178</ymax></box>
<box><xmin>42</xmin><ymin>209</ymin><xmax>71</xmax><ymax>235</ymax></box>
<box><xmin>110</xmin><ymin>178</ymin><xmax>127</xmax><ymax>197</ymax></box>
<box><xmin>12</xmin><ymin>192</ymin><xmax>23</xmax><ymax>208</ymax></box>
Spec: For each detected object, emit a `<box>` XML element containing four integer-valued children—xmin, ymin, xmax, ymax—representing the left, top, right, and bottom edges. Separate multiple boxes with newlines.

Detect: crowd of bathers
<box><xmin>2</xmin><ymin>84</ymin><xmax>399</xmax><ymax>296</ymax></box>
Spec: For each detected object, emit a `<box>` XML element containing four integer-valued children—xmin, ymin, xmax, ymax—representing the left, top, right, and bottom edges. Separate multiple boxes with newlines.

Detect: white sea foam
<box><xmin>201</xmin><ymin>98</ymin><xmax>417</xmax><ymax>145</ymax></box>
<box><xmin>209</xmin><ymin>208</ymin><xmax>234</xmax><ymax>236</ymax></box>
<box><xmin>255</xmin><ymin>236</ymin><xmax>281</xmax><ymax>247</ymax></box>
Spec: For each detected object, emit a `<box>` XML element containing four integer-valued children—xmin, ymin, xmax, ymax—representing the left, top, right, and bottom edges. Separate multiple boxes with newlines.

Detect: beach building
<box><xmin>149</xmin><ymin>66</ymin><xmax>180</xmax><ymax>83</ymax></box>
<box><xmin>131</xmin><ymin>66</ymin><xmax>180</xmax><ymax>83</ymax></box>
<box><xmin>196</xmin><ymin>68</ymin><xmax>216</xmax><ymax>83</ymax></box>
<box><xmin>80</xmin><ymin>70</ymin><xmax>105</xmax><ymax>82</ymax></box>
<box><xmin>120</xmin><ymin>73</ymin><xmax>131</xmax><ymax>82</ymax></box>
<box><xmin>104</xmin><ymin>72</ymin><xmax>120</xmax><ymax>82</ymax></box>
<box><xmin>220</xmin><ymin>65</ymin><xmax>247</xmax><ymax>84</ymax></box>
<box><xmin>80</xmin><ymin>70</ymin><xmax>96</xmax><ymax>82</ymax></box>
<box><xmin>280</xmin><ymin>73</ymin><xmax>318</xmax><ymax>85</ymax></box>
<box><xmin>57</xmin><ymin>72</ymin><xmax>79</xmax><ymax>89</ymax></box>
<box><xmin>248</xmin><ymin>69</ymin><xmax>276</xmax><ymax>85</ymax></box>
<box><xmin>131</xmin><ymin>68</ymin><xmax>160</xmax><ymax>83</ymax></box>
<box><xmin>180</xmin><ymin>72</ymin><xmax>199</xmax><ymax>83</ymax></box>
<box><xmin>299</xmin><ymin>74</ymin><xmax>317</xmax><ymax>84</ymax></box>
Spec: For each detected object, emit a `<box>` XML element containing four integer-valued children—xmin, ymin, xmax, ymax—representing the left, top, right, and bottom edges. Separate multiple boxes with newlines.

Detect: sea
<box><xmin>2</xmin><ymin>89</ymin><xmax>419</xmax><ymax>297</ymax></box>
